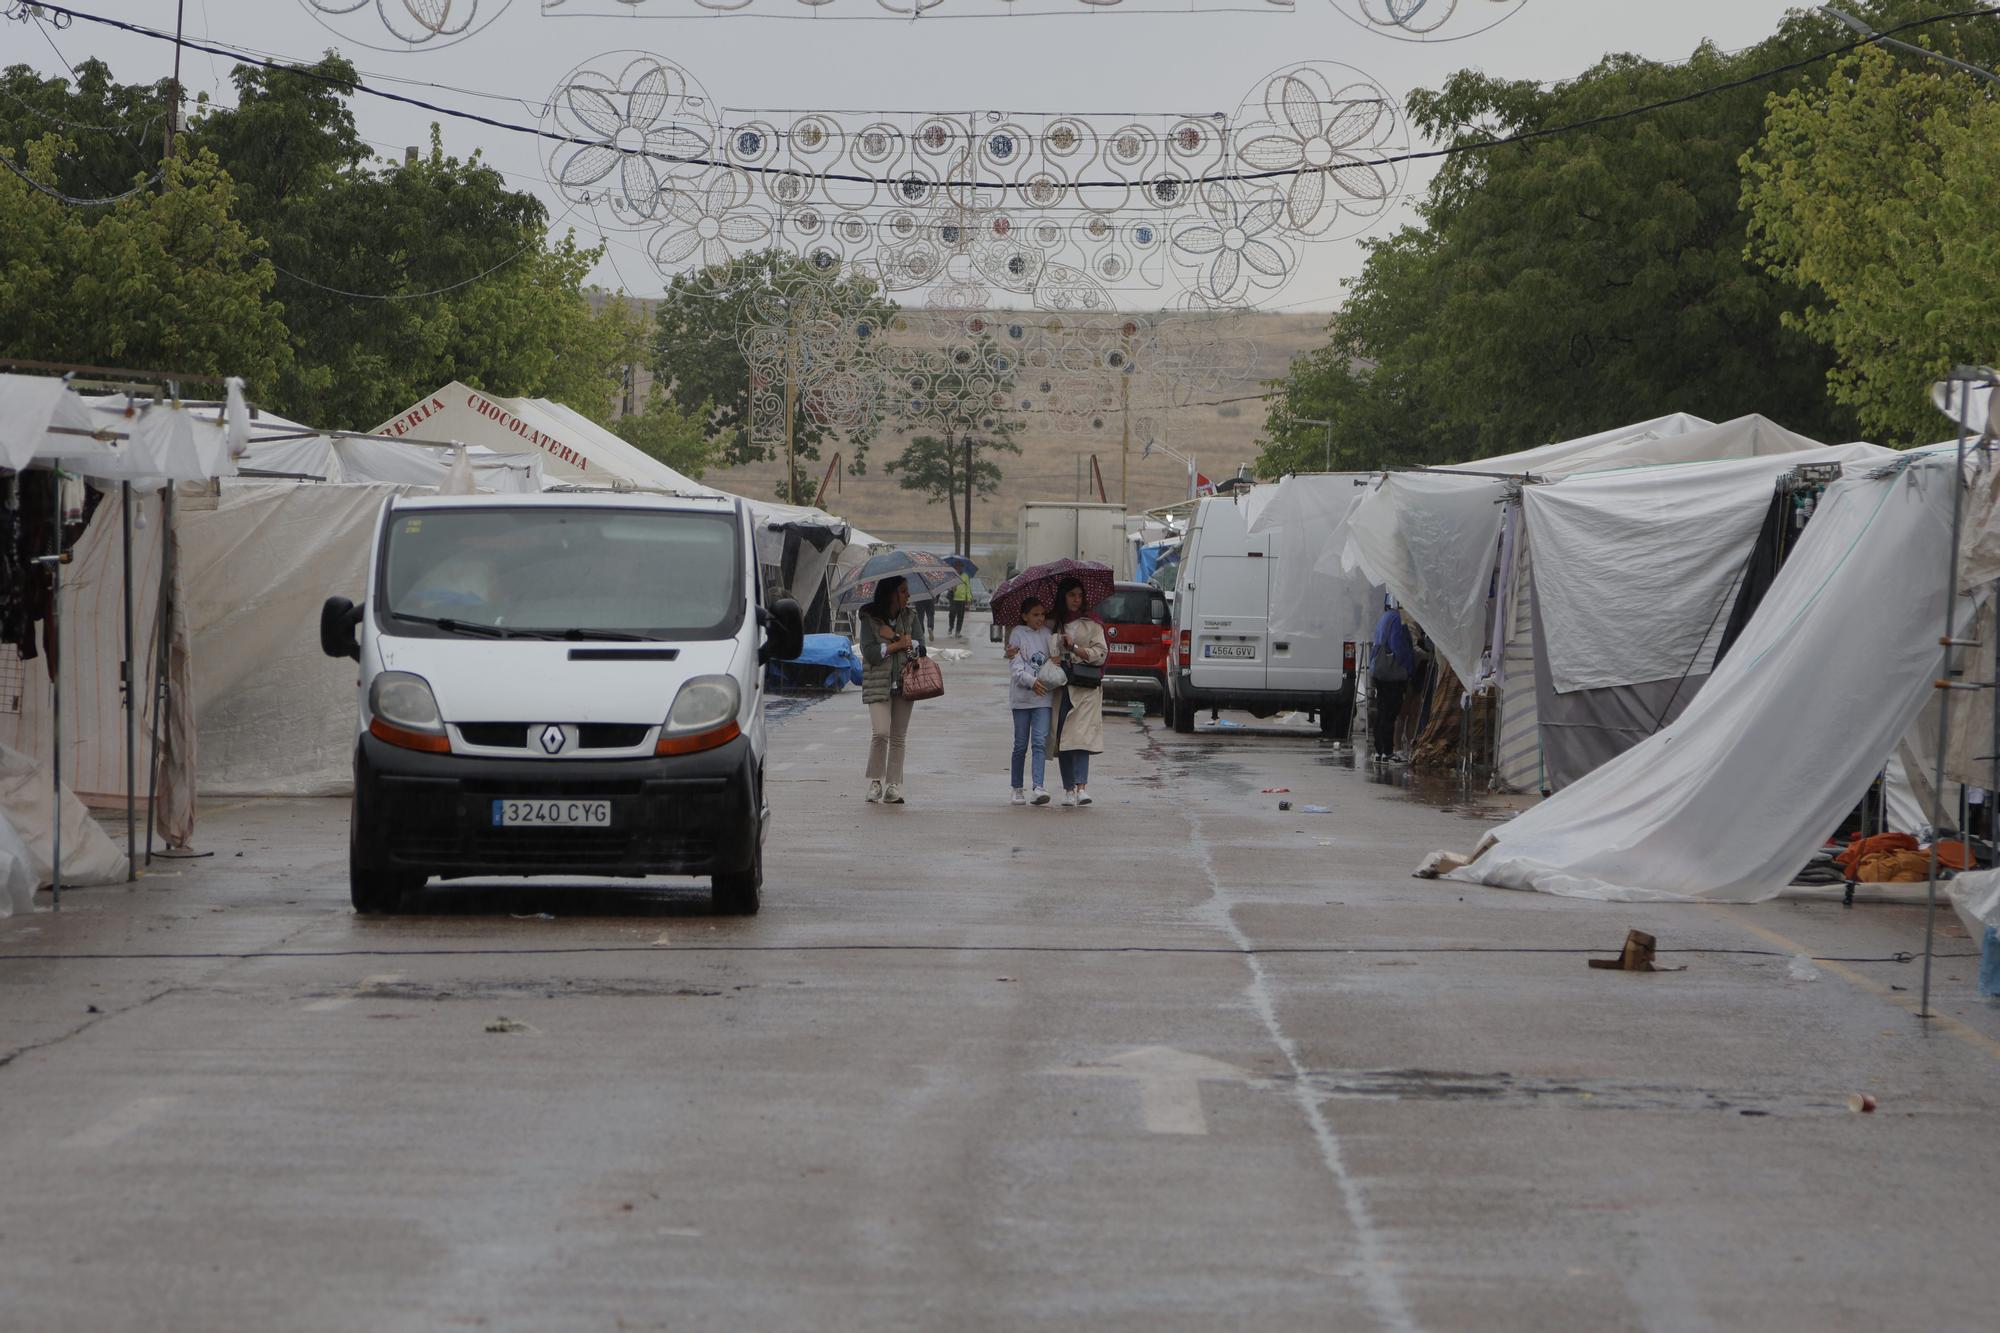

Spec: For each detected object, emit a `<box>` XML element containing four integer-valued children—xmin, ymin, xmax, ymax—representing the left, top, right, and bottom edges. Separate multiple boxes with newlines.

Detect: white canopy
<box><xmin>241</xmin><ymin>431</ymin><xmax>543</xmax><ymax>493</ymax></box>
<box><xmin>371</xmin><ymin>382</ymin><xmax>715</xmax><ymax>495</ymax></box>
<box><xmin>1525</xmin><ymin>442</ymin><xmax>1899</xmax><ymax>694</ymax></box>
<box><xmin>1247</xmin><ymin>474</ymin><xmax>1386</xmax><ymax>646</ymax></box>
<box><xmin>1452</xmin><ymin>452</ymin><xmax>1962</xmax><ymax>902</ymax></box>
<box><xmin>1342</xmin><ymin>414</ymin><xmax>1845</xmax><ymax>688</ymax></box>
<box><xmin>0</xmin><ymin>374</ymin><xmax>112</xmax><ymax>470</ymax></box>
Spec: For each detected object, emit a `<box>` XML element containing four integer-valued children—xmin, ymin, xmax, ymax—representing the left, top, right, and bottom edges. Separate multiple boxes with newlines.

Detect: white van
<box><xmin>1165</xmin><ymin>491</ymin><xmax>1357</xmax><ymax>738</ymax></box>
<box><xmin>319</xmin><ymin>492</ymin><xmax>804</xmax><ymax>916</ymax></box>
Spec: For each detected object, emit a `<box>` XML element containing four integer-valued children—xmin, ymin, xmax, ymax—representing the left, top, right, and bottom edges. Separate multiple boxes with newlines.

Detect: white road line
<box><xmin>63</xmin><ymin>1095</ymin><xmax>179</xmax><ymax>1149</ymax></box>
<box><xmin>1187</xmin><ymin>806</ymin><xmax>1417</xmax><ymax>1332</ymax></box>
<box><xmin>304</xmin><ymin>973</ymin><xmax>404</xmax><ymax>1013</ymax></box>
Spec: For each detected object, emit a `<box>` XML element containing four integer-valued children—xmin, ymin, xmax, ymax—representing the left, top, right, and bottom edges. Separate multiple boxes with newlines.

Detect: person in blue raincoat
<box><xmin>1370</xmin><ymin>600</ymin><xmax>1422</xmax><ymax>762</ymax></box>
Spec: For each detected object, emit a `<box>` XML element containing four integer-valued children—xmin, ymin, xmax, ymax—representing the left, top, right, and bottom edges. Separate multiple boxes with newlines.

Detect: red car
<box><xmin>1093</xmin><ymin>582</ymin><xmax>1174</xmax><ymax>715</ymax></box>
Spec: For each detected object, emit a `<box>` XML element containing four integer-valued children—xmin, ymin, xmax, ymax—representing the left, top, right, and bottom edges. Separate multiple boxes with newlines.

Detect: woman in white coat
<box><xmin>1048</xmin><ymin>577</ymin><xmax>1108</xmax><ymax>807</ymax></box>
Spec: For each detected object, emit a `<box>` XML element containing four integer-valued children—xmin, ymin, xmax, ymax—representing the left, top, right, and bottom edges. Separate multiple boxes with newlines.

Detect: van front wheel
<box><xmin>713</xmin><ymin>839</ymin><xmax>762</xmax><ymax>916</ymax></box>
<box><xmin>349</xmin><ymin>840</ymin><xmax>420</xmax><ymax>914</ymax></box>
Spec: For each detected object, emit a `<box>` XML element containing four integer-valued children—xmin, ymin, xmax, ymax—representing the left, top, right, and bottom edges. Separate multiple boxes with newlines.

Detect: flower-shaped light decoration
<box><xmin>548</xmin><ymin>56</ymin><xmax>716</xmax><ymax>226</ymax></box>
<box><xmin>1234</xmin><ymin>63</ymin><xmax>1399</xmax><ymax>237</ymax></box>
<box><xmin>1170</xmin><ymin>184</ymin><xmax>1294</xmax><ymax>307</ymax></box>
<box><xmin>1342</xmin><ymin>0</ymin><xmax>1527</xmax><ymax>42</ymax></box>
<box><xmin>302</xmin><ymin>1</ymin><xmax>511</xmax><ymax>51</ymax></box>
<box><xmin>651</xmin><ymin>170</ymin><xmax>773</xmax><ymax>271</ymax></box>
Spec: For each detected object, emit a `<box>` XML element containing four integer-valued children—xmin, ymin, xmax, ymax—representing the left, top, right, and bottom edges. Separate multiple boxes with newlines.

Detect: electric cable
<box><xmin>29</xmin><ymin>2</ymin><xmax>2000</xmax><ymax>196</ymax></box>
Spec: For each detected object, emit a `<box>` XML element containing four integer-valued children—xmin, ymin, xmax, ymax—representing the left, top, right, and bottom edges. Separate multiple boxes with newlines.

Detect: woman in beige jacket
<box><xmin>1048</xmin><ymin>577</ymin><xmax>1108</xmax><ymax>807</ymax></box>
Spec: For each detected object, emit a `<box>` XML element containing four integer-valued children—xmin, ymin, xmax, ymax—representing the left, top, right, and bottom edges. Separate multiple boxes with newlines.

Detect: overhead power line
<box><xmin>28</xmin><ymin>2</ymin><xmax>2000</xmax><ymax>195</ymax></box>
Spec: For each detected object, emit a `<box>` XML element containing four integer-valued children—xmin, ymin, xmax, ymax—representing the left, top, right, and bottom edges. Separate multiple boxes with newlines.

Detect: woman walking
<box><xmin>1048</xmin><ymin>577</ymin><xmax>1108</xmax><ymax>808</ymax></box>
<box><xmin>1006</xmin><ymin>597</ymin><xmax>1056</xmax><ymax>806</ymax></box>
<box><xmin>859</xmin><ymin>575</ymin><xmax>926</xmax><ymax>805</ymax></box>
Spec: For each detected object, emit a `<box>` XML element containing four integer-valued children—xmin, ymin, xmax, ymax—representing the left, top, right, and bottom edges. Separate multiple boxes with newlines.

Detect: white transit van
<box><xmin>319</xmin><ymin>492</ymin><xmax>804</xmax><ymax>916</ymax></box>
<box><xmin>1165</xmin><ymin>490</ymin><xmax>1357</xmax><ymax>738</ymax></box>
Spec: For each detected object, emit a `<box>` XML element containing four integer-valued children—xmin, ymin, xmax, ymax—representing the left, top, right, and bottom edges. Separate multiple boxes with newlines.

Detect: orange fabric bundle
<box><xmin>1835</xmin><ymin>832</ymin><xmax>1918</xmax><ymax>876</ymax></box>
<box><xmin>1855</xmin><ymin>849</ymin><xmax>1932</xmax><ymax>883</ymax></box>
<box><xmin>1933</xmin><ymin>840</ymin><xmax>1976</xmax><ymax>871</ymax></box>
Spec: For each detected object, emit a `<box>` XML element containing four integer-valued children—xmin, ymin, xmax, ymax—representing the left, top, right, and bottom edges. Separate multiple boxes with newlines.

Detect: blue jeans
<box><xmin>1056</xmin><ymin>693</ymin><xmax>1091</xmax><ymax>788</ymax></box>
<box><xmin>1011</xmin><ymin>707</ymin><xmax>1050</xmax><ymax>789</ymax></box>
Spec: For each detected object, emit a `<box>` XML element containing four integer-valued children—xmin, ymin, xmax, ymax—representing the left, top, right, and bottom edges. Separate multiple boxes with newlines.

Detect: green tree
<box><xmin>885</xmin><ymin>333</ymin><xmax>1022</xmax><ymax>554</ymax></box>
<box><xmin>649</xmin><ymin>251</ymin><xmax>898</xmax><ymax>483</ymax></box>
<box><xmin>1</xmin><ymin>54</ymin><xmax>642</xmax><ymax>430</ymax></box>
<box><xmin>0</xmin><ymin>136</ymin><xmax>288</xmax><ymax>390</ymax></box>
<box><xmin>1254</xmin><ymin>6</ymin><xmax>1963</xmax><ymax>475</ymax></box>
<box><xmin>615</xmin><ymin>386</ymin><xmax>720</xmax><ymax>479</ymax></box>
<box><xmin>1744</xmin><ymin>47</ymin><xmax>2000</xmax><ymax>444</ymax></box>
<box><xmin>886</xmin><ymin>433</ymin><xmax>1014</xmax><ymax>553</ymax></box>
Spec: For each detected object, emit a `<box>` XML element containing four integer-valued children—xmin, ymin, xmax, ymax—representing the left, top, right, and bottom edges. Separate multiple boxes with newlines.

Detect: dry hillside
<box><xmin>614</xmin><ymin>298</ymin><xmax>1329</xmax><ymax>542</ymax></box>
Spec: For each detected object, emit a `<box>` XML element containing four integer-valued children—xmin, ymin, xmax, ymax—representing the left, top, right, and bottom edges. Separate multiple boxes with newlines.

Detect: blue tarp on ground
<box><xmin>767</xmin><ymin>633</ymin><xmax>864</xmax><ymax>691</ymax></box>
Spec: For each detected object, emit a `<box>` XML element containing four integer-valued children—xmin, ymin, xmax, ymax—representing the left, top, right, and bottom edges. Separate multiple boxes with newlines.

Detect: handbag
<box><xmin>1066</xmin><ymin>659</ymin><xmax>1104</xmax><ymax>690</ymax></box>
<box><xmin>900</xmin><ymin>654</ymin><xmax>944</xmax><ymax>702</ymax></box>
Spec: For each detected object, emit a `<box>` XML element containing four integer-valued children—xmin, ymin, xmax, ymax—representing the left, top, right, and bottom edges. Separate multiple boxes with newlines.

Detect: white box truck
<box><xmin>1015</xmin><ymin>501</ymin><xmax>1132</xmax><ymax>579</ymax></box>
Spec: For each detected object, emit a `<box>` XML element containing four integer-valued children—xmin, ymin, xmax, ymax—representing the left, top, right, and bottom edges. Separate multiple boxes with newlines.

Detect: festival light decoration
<box><xmin>299</xmin><ymin>0</ymin><xmax>515</xmax><ymax>50</ymax></box>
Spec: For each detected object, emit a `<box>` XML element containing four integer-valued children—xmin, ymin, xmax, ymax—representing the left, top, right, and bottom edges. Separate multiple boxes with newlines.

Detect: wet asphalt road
<box><xmin>3</xmin><ymin>626</ymin><xmax>1999</xmax><ymax>1331</ymax></box>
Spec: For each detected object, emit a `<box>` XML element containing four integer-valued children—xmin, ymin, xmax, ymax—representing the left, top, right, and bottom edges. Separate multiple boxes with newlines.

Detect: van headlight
<box><xmin>658</xmin><ymin>675</ymin><xmax>742</xmax><ymax>756</ymax></box>
<box><xmin>368</xmin><ymin>671</ymin><xmax>449</xmax><ymax>753</ymax></box>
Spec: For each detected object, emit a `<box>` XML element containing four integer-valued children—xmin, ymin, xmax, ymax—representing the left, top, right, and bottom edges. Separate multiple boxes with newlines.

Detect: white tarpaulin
<box><xmin>0</xmin><ymin>374</ymin><xmax>110</xmax><ymax>470</ymax></box>
<box><xmin>1249</xmin><ymin>474</ymin><xmax>1385</xmax><ymax>645</ymax></box>
<box><xmin>1342</xmin><ymin>472</ymin><xmax>1508</xmax><ymax>687</ymax></box>
<box><xmin>179</xmin><ymin>483</ymin><xmax>409</xmax><ymax>796</ymax></box>
<box><xmin>1447</xmin><ymin>413</ymin><xmax>1714</xmax><ymax>476</ymax></box>
<box><xmin>242</xmin><ymin>433</ymin><xmax>542</xmax><ymax>493</ymax></box>
<box><xmin>1451</xmin><ymin>456</ymin><xmax>1963</xmax><ymax>902</ymax></box>
<box><xmin>0</xmin><ymin>742</ymin><xmax>129</xmax><ymax>915</ymax></box>
<box><xmin>1525</xmin><ymin>443</ymin><xmax>1899</xmax><ymax>694</ymax></box>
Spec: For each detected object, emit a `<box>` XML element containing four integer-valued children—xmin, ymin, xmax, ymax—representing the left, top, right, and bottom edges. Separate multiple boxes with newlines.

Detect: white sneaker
<box><xmin>1010</xmin><ymin>788</ymin><xmax>1027</xmax><ymax>806</ymax></box>
<box><xmin>1031</xmin><ymin>787</ymin><xmax>1051</xmax><ymax>806</ymax></box>
<box><xmin>1060</xmin><ymin>789</ymin><xmax>1078</xmax><ymax>808</ymax></box>
<box><xmin>882</xmin><ymin>784</ymin><xmax>906</xmax><ymax>805</ymax></box>
<box><xmin>1076</xmin><ymin>788</ymin><xmax>1093</xmax><ymax>807</ymax></box>
<box><xmin>866</xmin><ymin>779</ymin><xmax>884</xmax><ymax>803</ymax></box>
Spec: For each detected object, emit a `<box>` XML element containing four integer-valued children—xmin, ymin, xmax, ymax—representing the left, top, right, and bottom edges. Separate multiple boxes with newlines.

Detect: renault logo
<box><xmin>539</xmin><ymin>725</ymin><xmax>565</xmax><ymax>755</ymax></box>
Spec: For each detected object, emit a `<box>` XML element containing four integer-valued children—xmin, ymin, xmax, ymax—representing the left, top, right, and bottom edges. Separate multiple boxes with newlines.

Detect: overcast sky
<box><xmin>14</xmin><ymin>1</ymin><xmax>1811</xmax><ymax>308</ymax></box>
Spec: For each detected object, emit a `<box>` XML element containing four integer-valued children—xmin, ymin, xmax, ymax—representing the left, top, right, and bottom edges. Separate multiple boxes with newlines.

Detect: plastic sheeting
<box><xmin>1451</xmin><ymin>457</ymin><xmax>1964</xmax><ymax>902</ymax></box>
<box><xmin>1248</xmin><ymin>474</ymin><xmax>1385</xmax><ymax>646</ymax></box>
<box><xmin>1524</xmin><ymin>444</ymin><xmax>1898</xmax><ymax>694</ymax></box>
<box><xmin>178</xmin><ymin>483</ymin><xmax>407</xmax><ymax>797</ymax></box>
<box><xmin>0</xmin><ymin>743</ymin><xmax>129</xmax><ymax>915</ymax></box>
<box><xmin>1342</xmin><ymin>472</ymin><xmax>1508</xmax><ymax>688</ymax></box>
<box><xmin>240</xmin><ymin>434</ymin><xmax>542</xmax><ymax>493</ymax></box>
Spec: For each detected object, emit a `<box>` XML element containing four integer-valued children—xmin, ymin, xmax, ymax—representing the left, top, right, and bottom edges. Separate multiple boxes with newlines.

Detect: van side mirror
<box><xmin>759</xmin><ymin>597</ymin><xmax>805</xmax><ymax>665</ymax></box>
<box><xmin>320</xmin><ymin>596</ymin><xmax>362</xmax><ymax>661</ymax></box>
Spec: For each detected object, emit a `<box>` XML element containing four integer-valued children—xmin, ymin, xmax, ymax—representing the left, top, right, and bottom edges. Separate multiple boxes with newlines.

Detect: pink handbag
<box><xmin>900</xmin><ymin>655</ymin><xmax>944</xmax><ymax>702</ymax></box>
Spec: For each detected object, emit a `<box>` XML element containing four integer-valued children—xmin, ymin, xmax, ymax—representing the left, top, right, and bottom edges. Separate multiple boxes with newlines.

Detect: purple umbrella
<box><xmin>990</xmin><ymin>559</ymin><xmax>1116</xmax><ymax>629</ymax></box>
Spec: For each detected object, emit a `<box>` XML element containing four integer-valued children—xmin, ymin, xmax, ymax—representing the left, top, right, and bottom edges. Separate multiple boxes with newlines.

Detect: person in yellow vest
<box><xmin>948</xmin><ymin>569</ymin><xmax>974</xmax><ymax>638</ymax></box>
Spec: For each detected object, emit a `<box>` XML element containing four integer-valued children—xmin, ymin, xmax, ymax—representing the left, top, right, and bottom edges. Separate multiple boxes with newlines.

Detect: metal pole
<box><xmin>1324</xmin><ymin>420</ymin><xmax>1333</xmax><ymax>472</ymax></box>
<box><xmin>122</xmin><ymin>482</ymin><xmax>135</xmax><ymax>881</ymax></box>
<box><xmin>145</xmin><ymin>487</ymin><xmax>173</xmax><ymax>864</ymax></box>
<box><xmin>1921</xmin><ymin>374</ymin><xmax>1978</xmax><ymax>1019</ymax></box>
<box><xmin>783</xmin><ymin>320</ymin><xmax>798</xmax><ymax>506</ymax></box>
<box><xmin>962</xmin><ymin>431</ymin><xmax>973</xmax><ymax>559</ymax></box>
<box><xmin>1120</xmin><ymin>369</ymin><xmax>1131</xmax><ymax>513</ymax></box>
<box><xmin>163</xmin><ymin>1</ymin><xmax>185</xmax><ymax>162</ymax></box>
<box><xmin>47</xmin><ymin>480</ymin><xmax>62</xmax><ymax>911</ymax></box>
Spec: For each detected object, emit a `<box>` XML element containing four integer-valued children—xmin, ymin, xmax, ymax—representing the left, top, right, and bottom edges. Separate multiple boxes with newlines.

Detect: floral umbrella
<box><xmin>989</xmin><ymin>559</ymin><xmax>1116</xmax><ymax>629</ymax></box>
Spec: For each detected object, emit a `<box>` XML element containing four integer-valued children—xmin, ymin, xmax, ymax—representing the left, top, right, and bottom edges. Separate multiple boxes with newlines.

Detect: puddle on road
<box><xmin>1293</xmin><ymin>1069</ymin><xmax>1860</xmax><ymax>1118</ymax></box>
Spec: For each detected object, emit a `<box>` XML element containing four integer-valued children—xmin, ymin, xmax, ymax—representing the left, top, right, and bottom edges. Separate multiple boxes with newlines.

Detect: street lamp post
<box><xmin>1296</xmin><ymin>417</ymin><xmax>1334</xmax><ymax>472</ymax></box>
<box><xmin>1141</xmin><ymin>439</ymin><xmax>1199</xmax><ymax>502</ymax></box>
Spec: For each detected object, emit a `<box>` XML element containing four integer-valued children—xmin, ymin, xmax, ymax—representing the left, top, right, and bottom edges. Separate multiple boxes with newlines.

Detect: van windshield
<box><xmin>379</xmin><ymin>507</ymin><xmax>742</xmax><ymax>641</ymax></box>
